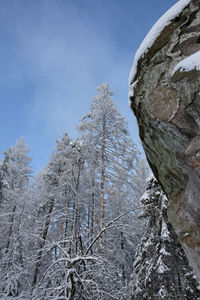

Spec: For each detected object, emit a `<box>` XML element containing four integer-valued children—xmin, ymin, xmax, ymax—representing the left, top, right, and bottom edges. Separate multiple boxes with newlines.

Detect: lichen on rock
<box><xmin>129</xmin><ymin>0</ymin><xmax>200</xmax><ymax>280</ymax></box>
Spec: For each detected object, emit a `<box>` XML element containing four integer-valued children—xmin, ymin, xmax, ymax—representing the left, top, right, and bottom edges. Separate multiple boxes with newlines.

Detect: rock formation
<box><xmin>129</xmin><ymin>0</ymin><xmax>200</xmax><ymax>280</ymax></box>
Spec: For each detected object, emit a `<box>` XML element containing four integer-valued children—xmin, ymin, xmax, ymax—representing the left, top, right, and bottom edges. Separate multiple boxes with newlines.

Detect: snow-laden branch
<box><xmin>85</xmin><ymin>210</ymin><xmax>131</xmax><ymax>255</ymax></box>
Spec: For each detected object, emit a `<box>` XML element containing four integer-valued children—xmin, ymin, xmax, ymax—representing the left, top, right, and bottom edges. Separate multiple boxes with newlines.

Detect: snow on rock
<box><xmin>129</xmin><ymin>0</ymin><xmax>191</xmax><ymax>86</ymax></box>
<box><xmin>128</xmin><ymin>80</ymin><xmax>138</xmax><ymax>99</ymax></box>
<box><xmin>172</xmin><ymin>51</ymin><xmax>200</xmax><ymax>75</ymax></box>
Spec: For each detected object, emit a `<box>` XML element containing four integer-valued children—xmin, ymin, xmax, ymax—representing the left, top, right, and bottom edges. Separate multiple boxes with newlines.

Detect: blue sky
<box><xmin>0</xmin><ymin>0</ymin><xmax>176</xmax><ymax>172</ymax></box>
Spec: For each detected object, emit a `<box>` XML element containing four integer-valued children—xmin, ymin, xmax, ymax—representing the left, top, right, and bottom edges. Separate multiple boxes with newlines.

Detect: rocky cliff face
<box><xmin>129</xmin><ymin>0</ymin><xmax>200</xmax><ymax>280</ymax></box>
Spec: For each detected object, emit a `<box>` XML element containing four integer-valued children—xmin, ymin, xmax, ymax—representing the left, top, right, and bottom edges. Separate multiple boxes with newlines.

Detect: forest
<box><xmin>0</xmin><ymin>83</ymin><xmax>200</xmax><ymax>299</ymax></box>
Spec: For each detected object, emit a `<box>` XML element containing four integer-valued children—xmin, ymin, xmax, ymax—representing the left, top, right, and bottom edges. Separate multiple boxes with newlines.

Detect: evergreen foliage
<box><xmin>130</xmin><ymin>176</ymin><xmax>200</xmax><ymax>300</ymax></box>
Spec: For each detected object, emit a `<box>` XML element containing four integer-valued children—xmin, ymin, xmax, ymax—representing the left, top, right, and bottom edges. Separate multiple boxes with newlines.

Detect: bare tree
<box><xmin>78</xmin><ymin>83</ymin><xmax>139</xmax><ymax>255</ymax></box>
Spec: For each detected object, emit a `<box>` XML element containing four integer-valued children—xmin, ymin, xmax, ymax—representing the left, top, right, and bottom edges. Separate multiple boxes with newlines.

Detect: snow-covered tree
<box><xmin>31</xmin><ymin>133</ymin><xmax>76</xmax><ymax>289</ymax></box>
<box><xmin>78</xmin><ymin>83</ymin><xmax>139</xmax><ymax>255</ymax></box>
<box><xmin>29</xmin><ymin>132</ymin><xmax>124</xmax><ymax>299</ymax></box>
<box><xmin>129</xmin><ymin>176</ymin><xmax>200</xmax><ymax>299</ymax></box>
<box><xmin>0</xmin><ymin>137</ymin><xmax>32</xmax><ymax>297</ymax></box>
<box><xmin>0</xmin><ymin>86</ymin><xmax>149</xmax><ymax>299</ymax></box>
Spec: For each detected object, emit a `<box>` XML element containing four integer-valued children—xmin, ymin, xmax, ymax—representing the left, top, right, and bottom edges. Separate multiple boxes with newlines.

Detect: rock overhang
<box><xmin>129</xmin><ymin>0</ymin><xmax>200</xmax><ymax>280</ymax></box>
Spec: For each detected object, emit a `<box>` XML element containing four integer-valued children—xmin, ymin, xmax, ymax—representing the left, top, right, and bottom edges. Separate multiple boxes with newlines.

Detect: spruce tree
<box><xmin>130</xmin><ymin>176</ymin><xmax>200</xmax><ymax>300</ymax></box>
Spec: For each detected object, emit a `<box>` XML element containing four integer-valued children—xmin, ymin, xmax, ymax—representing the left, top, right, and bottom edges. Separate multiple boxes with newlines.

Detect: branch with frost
<box><xmin>40</xmin><ymin>255</ymin><xmax>100</xmax><ymax>282</ymax></box>
<box><xmin>85</xmin><ymin>210</ymin><xmax>132</xmax><ymax>255</ymax></box>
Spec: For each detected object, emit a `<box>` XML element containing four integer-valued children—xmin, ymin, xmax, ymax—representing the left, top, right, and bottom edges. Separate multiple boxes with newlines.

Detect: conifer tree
<box><xmin>130</xmin><ymin>176</ymin><xmax>200</xmax><ymax>300</ymax></box>
<box><xmin>78</xmin><ymin>83</ymin><xmax>139</xmax><ymax>254</ymax></box>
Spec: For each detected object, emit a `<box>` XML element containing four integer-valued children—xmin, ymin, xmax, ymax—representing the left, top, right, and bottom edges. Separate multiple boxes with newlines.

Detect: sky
<box><xmin>0</xmin><ymin>0</ymin><xmax>177</xmax><ymax>172</ymax></box>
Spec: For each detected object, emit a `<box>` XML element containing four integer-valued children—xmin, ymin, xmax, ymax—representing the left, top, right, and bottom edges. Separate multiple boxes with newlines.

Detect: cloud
<box><xmin>1</xmin><ymin>0</ymin><xmax>130</xmax><ymax>140</ymax></box>
<box><xmin>0</xmin><ymin>0</ymin><xmax>135</xmax><ymax>150</ymax></box>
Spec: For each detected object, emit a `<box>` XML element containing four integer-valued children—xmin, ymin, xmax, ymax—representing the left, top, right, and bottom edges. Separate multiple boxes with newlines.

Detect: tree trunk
<box><xmin>120</xmin><ymin>231</ymin><xmax>126</xmax><ymax>283</ymax></box>
<box><xmin>99</xmin><ymin>116</ymin><xmax>106</xmax><ymax>255</ymax></box>
<box><xmin>69</xmin><ymin>164</ymin><xmax>81</xmax><ymax>256</ymax></box>
<box><xmin>59</xmin><ymin>190</ymin><xmax>69</xmax><ymax>255</ymax></box>
<box><xmin>6</xmin><ymin>204</ymin><xmax>16</xmax><ymax>252</ymax></box>
<box><xmin>32</xmin><ymin>197</ymin><xmax>55</xmax><ymax>289</ymax></box>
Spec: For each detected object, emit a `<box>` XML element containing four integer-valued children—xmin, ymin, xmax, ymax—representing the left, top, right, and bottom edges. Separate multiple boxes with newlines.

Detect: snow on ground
<box><xmin>129</xmin><ymin>0</ymin><xmax>191</xmax><ymax>86</ymax></box>
<box><xmin>172</xmin><ymin>50</ymin><xmax>200</xmax><ymax>75</ymax></box>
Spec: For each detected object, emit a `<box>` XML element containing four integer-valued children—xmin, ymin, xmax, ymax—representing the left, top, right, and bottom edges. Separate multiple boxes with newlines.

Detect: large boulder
<box><xmin>129</xmin><ymin>0</ymin><xmax>200</xmax><ymax>279</ymax></box>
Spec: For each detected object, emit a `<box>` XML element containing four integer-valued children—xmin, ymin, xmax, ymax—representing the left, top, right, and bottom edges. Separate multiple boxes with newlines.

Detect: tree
<box><xmin>0</xmin><ymin>137</ymin><xmax>32</xmax><ymax>297</ymax></box>
<box><xmin>31</xmin><ymin>133</ymin><xmax>73</xmax><ymax>289</ymax></box>
<box><xmin>31</xmin><ymin>133</ymin><xmax>91</xmax><ymax>294</ymax></box>
<box><xmin>129</xmin><ymin>176</ymin><xmax>200</xmax><ymax>299</ymax></box>
<box><xmin>78</xmin><ymin>83</ymin><xmax>139</xmax><ymax>255</ymax></box>
<box><xmin>30</xmin><ymin>90</ymin><xmax>145</xmax><ymax>298</ymax></box>
<box><xmin>0</xmin><ymin>85</ymin><xmax>150</xmax><ymax>299</ymax></box>
<box><xmin>32</xmin><ymin>214</ymin><xmax>129</xmax><ymax>300</ymax></box>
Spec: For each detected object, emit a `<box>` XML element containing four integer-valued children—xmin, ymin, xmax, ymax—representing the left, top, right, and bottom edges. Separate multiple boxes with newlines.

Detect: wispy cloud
<box><xmin>0</xmin><ymin>0</ymin><xmax>129</xmax><ymax>140</ymax></box>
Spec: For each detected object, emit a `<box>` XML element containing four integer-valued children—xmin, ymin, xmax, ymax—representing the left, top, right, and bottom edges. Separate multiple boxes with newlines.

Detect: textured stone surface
<box><xmin>129</xmin><ymin>0</ymin><xmax>200</xmax><ymax>280</ymax></box>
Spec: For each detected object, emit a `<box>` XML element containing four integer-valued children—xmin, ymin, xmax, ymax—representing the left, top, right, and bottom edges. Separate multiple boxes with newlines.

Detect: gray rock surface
<box><xmin>129</xmin><ymin>0</ymin><xmax>200</xmax><ymax>280</ymax></box>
